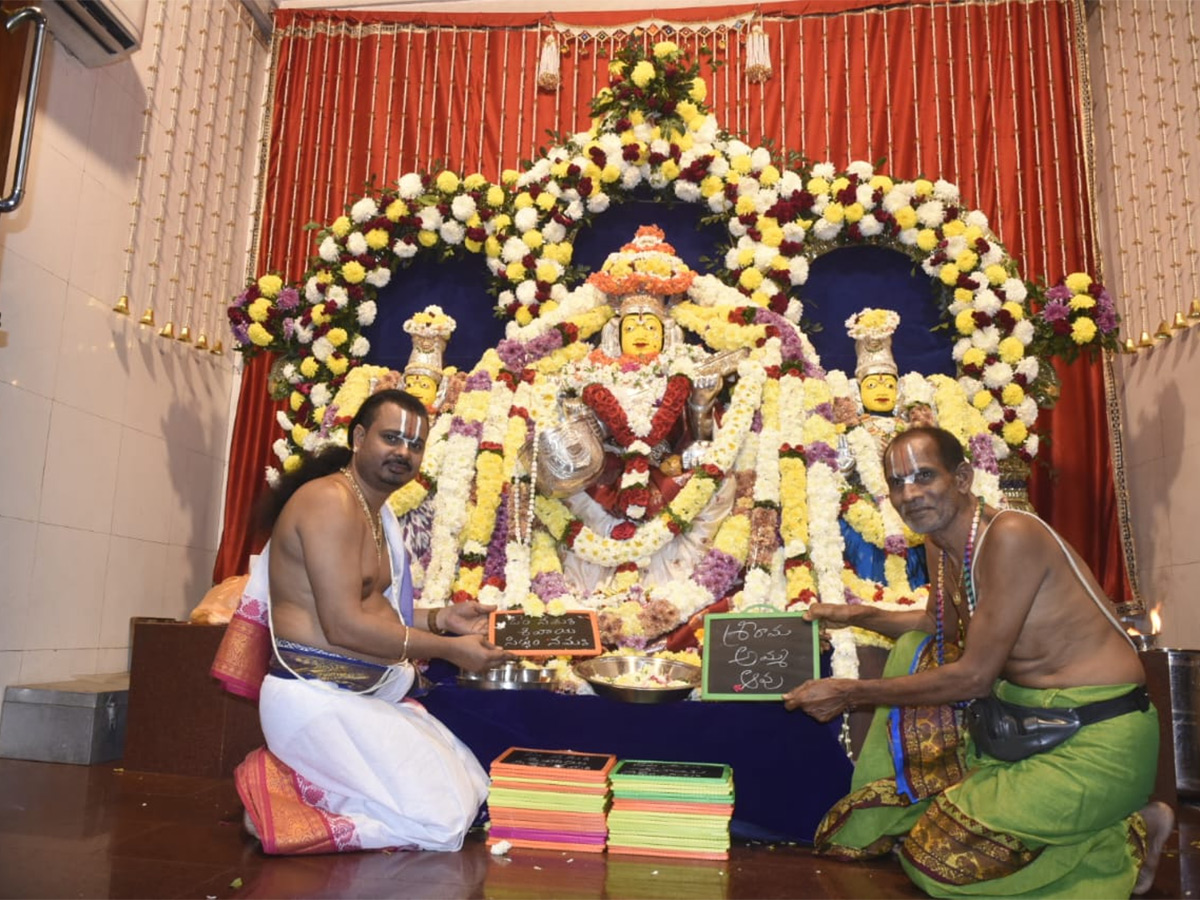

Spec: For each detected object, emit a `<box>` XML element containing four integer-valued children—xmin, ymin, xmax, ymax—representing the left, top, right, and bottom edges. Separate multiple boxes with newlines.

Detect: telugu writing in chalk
<box><xmin>723</xmin><ymin>620</ymin><xmax>790</xmax><ymax>691</ymax></box>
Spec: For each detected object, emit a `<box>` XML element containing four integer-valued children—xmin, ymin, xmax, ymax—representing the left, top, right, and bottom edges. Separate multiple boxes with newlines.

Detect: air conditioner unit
<box><xmin>40</xmin><ymin>0</ymin><xmax>148</xmax><ymax>67</ymax></box>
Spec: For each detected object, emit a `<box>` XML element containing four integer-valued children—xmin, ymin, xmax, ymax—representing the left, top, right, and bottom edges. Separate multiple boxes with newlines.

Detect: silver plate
<box><xmin>573</xmin><ymin>656</ymin><xmax>701</xmax><ymax>704</ymax></box>
<box><xmin>457</xmin><ymin>661</ymin><xmax>558</xmax><ymax>691</ymax></box>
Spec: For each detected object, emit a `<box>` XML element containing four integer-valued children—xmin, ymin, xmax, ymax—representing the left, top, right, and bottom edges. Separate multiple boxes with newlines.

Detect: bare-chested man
<box><xmin>784</xmin><ymin>426</ymin><xmax>1172</xmax><ymax>898</ymax></box>
<box><xmin>236</xmin><ymin>388</ymin><xmax>510</xmax><ymax>855</ymax></box>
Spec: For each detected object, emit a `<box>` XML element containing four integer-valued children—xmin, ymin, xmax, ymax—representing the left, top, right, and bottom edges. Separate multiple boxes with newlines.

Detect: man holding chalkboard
<box><xmin>222</xmin><ymin>389</ymin><xmax>510</xmax><ymax>855</ymax></box>
<box><xmin>783</xmin><ymin>426</ymin><xmax>1171</xmax><ymax>898</ymax></box>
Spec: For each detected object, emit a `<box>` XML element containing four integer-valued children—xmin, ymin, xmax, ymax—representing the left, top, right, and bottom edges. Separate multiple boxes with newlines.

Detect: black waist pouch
<box><xmin>965</xmin><ymin>685</ymin><xmax>1150</xmax><ymax>762</ymax></box>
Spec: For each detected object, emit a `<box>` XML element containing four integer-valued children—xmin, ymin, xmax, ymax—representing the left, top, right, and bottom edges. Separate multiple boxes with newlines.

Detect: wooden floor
<box><xmin>0</xmin><ymin>756</ymin><xmax>1195</xmax><ymax>899</ymax></box>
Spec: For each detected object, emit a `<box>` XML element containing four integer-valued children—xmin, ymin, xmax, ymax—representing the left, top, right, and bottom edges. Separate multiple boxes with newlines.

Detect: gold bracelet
<box><xmin>398</xmin><ymin>623</ymin><xmax>411</xmax><ymax>662</ymax></box>
<box><xmin>427</xmin><ymin>606</ymin><xmax>447</xmax><ymax>636</ymax></box>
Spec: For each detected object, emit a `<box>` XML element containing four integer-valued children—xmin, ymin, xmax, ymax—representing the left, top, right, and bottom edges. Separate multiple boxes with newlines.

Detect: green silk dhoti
<box><xmin>815</xmin><ymin>633</ymin><xmax>1159</xmax><ymax>899</ymax></box>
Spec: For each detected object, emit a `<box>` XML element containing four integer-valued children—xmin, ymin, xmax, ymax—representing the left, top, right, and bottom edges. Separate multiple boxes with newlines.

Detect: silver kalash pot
<box><xmin>527</xmin><ymin>397</ymin><xmax>606</xmax><ymax>498</ymax></box>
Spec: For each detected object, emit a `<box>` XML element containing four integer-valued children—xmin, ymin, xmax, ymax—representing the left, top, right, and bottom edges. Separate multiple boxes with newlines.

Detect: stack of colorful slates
<box><xmin>606</xmin><ymin>759</ymin><xmax>734</xmax><ymax>860</ymax></box>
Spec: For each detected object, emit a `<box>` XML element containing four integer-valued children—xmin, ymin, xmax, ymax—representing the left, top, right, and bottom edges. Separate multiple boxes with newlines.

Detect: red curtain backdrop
<box><xmin>214</xmin><ymin>0</ymin><xmax>1130</xmax><ymax>603</ymax></box>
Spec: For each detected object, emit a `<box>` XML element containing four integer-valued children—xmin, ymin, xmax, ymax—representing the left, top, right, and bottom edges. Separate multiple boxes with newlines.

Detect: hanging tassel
<box><xmin>537</xmin><ymin>33</ymin><xmax>561</xmax><ymax>92</ymax></box>
<box><xmin>745</xmin><ymin>24</ymin><xmax>772</xmax><ymax>84</ymax></box>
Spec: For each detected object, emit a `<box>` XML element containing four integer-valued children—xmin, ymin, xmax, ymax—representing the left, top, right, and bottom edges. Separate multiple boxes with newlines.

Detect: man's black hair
<box><xmin>253</xmin><ymin>389</ymin><xmax>428</xmax><ymax>538</ymax></box>
<box><xmin>884</xmin><ymin>425</ymin><xmax>967</xmax><ymax>472</ymax></box>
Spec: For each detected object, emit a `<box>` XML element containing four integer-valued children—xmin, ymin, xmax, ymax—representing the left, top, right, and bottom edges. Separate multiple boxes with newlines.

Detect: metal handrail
<box><xmin>1</xmin><ymin>6</ymin><xmax>48</xmax><ymax>214</ymax></box>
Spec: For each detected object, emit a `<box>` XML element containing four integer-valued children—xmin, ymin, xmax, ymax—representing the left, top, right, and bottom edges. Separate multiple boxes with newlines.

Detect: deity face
<box><xmin>620</xmin><ymin>313</ymin><xmax>665</xmax><ymax>358</ymax></box>
<box><xmin>859</xmin><ymin>373</ymin><xmax>898</xmax><ymax>414</ymax></box>
<box><xmin>404</xmin><ymin>373</ymin><xmax>439</xmax><ymax>408</ymax></box>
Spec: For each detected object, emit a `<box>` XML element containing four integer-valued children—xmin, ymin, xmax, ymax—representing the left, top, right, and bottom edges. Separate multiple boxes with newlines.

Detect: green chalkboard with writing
<box><xmin>701</xmin><ymin>611</ymin><xmax>818</xmax><ymax>700</ymax></box>
<box><xmin>489</xmin><ymin>610</ymin><xmax>602</xmax><ymax>658</ymax></box>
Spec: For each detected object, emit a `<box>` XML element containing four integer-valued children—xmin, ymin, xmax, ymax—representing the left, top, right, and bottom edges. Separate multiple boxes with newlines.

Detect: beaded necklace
<box><xmin>341</xmin><ymin>466</ymin><xmax>383</xmax><ymax>561</ymax></box>
<box><xmin>934</xmin><ymin>498</ymin><xmax>983</xmax><ymax>665</ymax></box>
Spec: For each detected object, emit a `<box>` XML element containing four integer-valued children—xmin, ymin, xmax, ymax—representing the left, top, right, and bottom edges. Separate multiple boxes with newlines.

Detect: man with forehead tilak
<box><xmin>784</xmin><ymin>426</ymin><xmax>1172</xmax><ymax>898</ymax></box>
<box><xmin>236</xmin><ymin>389</ymin><xmax>510</xmax><ymax>855</ymax></box>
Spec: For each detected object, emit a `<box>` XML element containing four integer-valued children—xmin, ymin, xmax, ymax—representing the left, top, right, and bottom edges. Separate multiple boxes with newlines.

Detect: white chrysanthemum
<box><xmin>972</xmin><ymin>325</ymin><xmax>1001</xmax><ymax>353</ymax></box>
<box><xmin>586</xmin><ymin>193</ymin><xmax>610</xmax><ymax>214</ymax></box>
<box><xmin>541</xmin><ymin>221</ymin><xmax>566</xmax><ymax>244</ymax></box>
<box><xmin>564</xmin><ymin>199</ymin><xmax>584</xmax><ymax>221</ymax></box>
<box><xmin>1015</xmin><ymin>356</ymin><xmax>1040</xmax><ymax>382</ymax></box>
<box><xmin>812</xmin><ymin>218</ymin><xmax>842</xmax><ymax>241</ymax></box>
<box><xmin>349</xmin><ymin>335</ymin><xmax>369</xmax><ymax>357</ymax></box>
<box><xmin>952</xmin><ymin>337</ymin><xmax>972</xmax><ymax>362</ymax></box>
<box><xmin>1017</xmin><ymin>397</ymin><xmax>1039</xmax><ymax>425</ymax></box>
<box><xmin>674</xmin><ymin>181</ymin><xmax>702</xmax><ymax>203</ymax></box>
<box><xmin>859</xmin><ymin>214</ymin><xmax>884</xmax><ymax>237</ymax></box>
<box><xmin>708</xmin><ymin>154</ymin><xmax>730</xmax><ymax>178</ymax></box>
<box><xmin>346</xmin><ymin>231</ymin><xmax>368</xmax><ymax>256</ymax></box>
<box><xmin>974</xmin><ymin>288</ymin><xmax>1001</xmax><ymax>315</ymax></box>
<box><xmin>550</xmin><ymin>282</ymin><xmax>568</xmax><ymax>301</ymax></box>
<box><xmin>486</xmin><ymin>257</ymin><xmax>505</xmax><ymax>277</ymax></box>
<box><xmin>319</xmin><ymin>236</ymin><xmax>340</xmax><ymax>263</ymax></box>
<box><xmin>785</xmin><ymin>298</ymin><xmax>804</xmax><ymax>324</ymax></box>
<box><xmin>1002</xmin><ymin>278</ymin><xmax>1028</xmax><ymax>302</ymax></box>
<box><xmin>982</xmin><ymin>404</ymin><xmax>1003</xmax><ymax>425</ymax></box>
<box><xmin>916</xmin><ymin>200</ymin><xmax>946</xmax><ymax>227</ymax></box>
<box><xmin>812</xmin><ymin>161</ymin><xmax>836</xmax><ymax>179</ymax></box>
<box><xmin>366</xmin><ymin>267</ymin><xmax>391</xmax><ymax>289</ymax></box>
<box><xmin>311</xmin><ymin>383</ymin><xmax>332</xmax><ymax>407</ymax></box>
<box><xmin>724</xmin><ymin>247</ymin><xmax>742</xmax><ymax>270</ymax></box>
<box><xmin>964</xmin><ymin>209</ymin><xmax>989</xmax><ymax>229</ymax></box>
<box><xmin>944</xmin><ymin>235</ymin><xmax>968</xmax><ymax>260</ymax></box>
<box><xmin>693</xmin><ymin>117</ymin><xmax>719</xmax><ymax>144</ymax></box>
<box><xmin>272</xmin><ymin>439</ymin><xmax>290</xmax><ymax>462</ymax></box>
<box><xmin>1013</xmin><ymin>319</ymin><xmax>1035</xmax><ymax>344</ymax></box>
<box><xmin>513</xmin><ymin>207</ymin><xmax>539</xmax><ymax>233</ymax></box>
<box><xmin>350</xmin><ymin>197</ymin><xmax>378</xmax><ymax>223</ymax></box>
<box><xmin>810</xmin><ymin>193</ymin><xmax>829</xmax><ymax>216</ymax></box>
<box><xmin>1024</xmin><ymin>434</ymin><xmax>1039</xmax><ymax>457</ymax></box>
<box><xmin>933</xmin><ymin>179</ymin><xmax>960</xmax><ymax>203</ymax></box>
<box><xmin>301</xmin><ymin>431</ymin><xmax>324</xmax><ymax>453</ymax></box>
<box><xmin>788</xmin><ymin>256</ymin><xmax>810</xmax><ymax>286</ymax></box>
<box><xmin>760</xmin><ymin>277</ymin><xmax>780</xmax><ymax>297</ymax></box>
<box><xmin>778</xmin><ymin>170</ymin><xmax>803</xmax><ymax>195</ymax></box>
<box><xmin>750</xmin><ymin>147</ymin><xmax>772</xmax><ymax>170</ymax></box>
<box><xmin>398</xmin><ymin>172</ymin><xmax>423</xmax><ymax>199</ymax></box>
<box><xmin>276</xmin><ymin>412</ymin><xmax>293</xmax><ymax>432</ymax></box>
<box><xmin>898</xmin><ymin>228</ymin><xmax>920</xmax><ymax>246</ymax></box>
<box><xmin>498</xmin><ymin>291</ymin><xmax>516</xmax><ymax>318</ymax></box>
<box><xmin>728</xmin><ymin>218</ymin><xmax>747</xmax><ymax>238</ymax></box>
<box><xmin>781</xmin><ymin>221</ymin><xmax>806</xmax><ymax>242</ymax></box>
<box><xmin>753</xmin><ymin>245</ymin><xmax>777</xmax><ymax>270</ymax></box>
<box><xmin>621</xmin><ymin>166</ymin><xmax>644</xmax><ymax>190</ymax></box>
<box><xmin>440</xmin><ymin>221</ymin><xmax>465</xmax><ymax>245</ymax></box>
<box><xmin>958</xmin><ymin>375</ymin><xmax>983</xmax><ymax>397</ymax></box>
<box><xmin>282</xmin><ymin>363</ymin><xmax>298</xmax><ymax>383</ymax></box>
<box><xmin>294</xmin><ymin>322</ymin><xmax>314</xmax><ymax>344</ymax></box>
<box><xmin>311</xmin><ymin>336</ymin><xmax>334</xmax><ymax>362</ymax></box>
<box><xmin>305</xmin><ymin>276</ymin><xmax>322</xmax><ymax>303</ymax></box>
<box><xmin>515</xmin><ymin>280</ymin><xmax>537</xmax><ymax>304</ymax></box>
<box><xmin>502</xmin><ymin>236</ymin><xmax>528</xmax><ymax>263</ymax></box>
<box><xmin>882</xmin><ymin>186</ymin><xmax>913</xmax><ymax>213</ymax></box>
<box><xmin>451</xmin><ymin>194</ymin><xmax>476</xmax><ymax>221</ymax></box>
<box><xmin>846</xmin><ymin>160</ymin><xmax>875</xmax><ymax>179</ymax></box>
<box><xmin>982</xmin><ymin>361</ymin><xmax>1014</xmax><ymax>389</ymax></box>
<box><xmin>357</xmin><ymin>300</ymin><xmax>377</xmax><ymax>326</ymax></box>
<box><xmin>417</xmin><ymin>207</ymin><xmax>443</xmax><ymax>231</ymax></box>
<box><xmin>980</xmin><ymin>245</ymin><xmax>1006</xmax><ymax>268</ymax></box>
<box><xmin>394</xmin><ymin>239</ymin><xmax>417</xmax><ymax>259</ymax></box>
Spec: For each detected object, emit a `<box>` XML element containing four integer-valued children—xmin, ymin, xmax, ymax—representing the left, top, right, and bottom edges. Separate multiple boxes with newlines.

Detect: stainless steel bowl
<box><xmin>457</xmin><ymin>660</ymin><xmax>558</xmax><ymax>691</ymax></box>
<box><xmin>574</xmin><ymin>655</ymin><xmax>701</xmax><ymax>704</ymax></box>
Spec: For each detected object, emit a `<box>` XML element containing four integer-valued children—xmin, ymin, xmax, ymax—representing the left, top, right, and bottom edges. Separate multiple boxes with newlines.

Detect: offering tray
<box><xmin>457</xmin><ymin>660</ymin><xmax>558</xmax><ymax>691</ymax></box>
<box><xmin>574</xmin><ymin>655</ymin><xmax>700</xmax><ymax>704</ymax></box>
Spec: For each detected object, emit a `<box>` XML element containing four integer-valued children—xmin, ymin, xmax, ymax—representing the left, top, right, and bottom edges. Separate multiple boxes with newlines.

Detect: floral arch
<box><xmin>229</xmin><ymin>41</ymin><xmax>1092</xmax><ymax>675</ymax></box>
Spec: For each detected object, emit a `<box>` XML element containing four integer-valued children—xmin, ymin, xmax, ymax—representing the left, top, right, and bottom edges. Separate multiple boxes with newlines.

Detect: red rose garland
<box><xmin>581</xmin><ymin>373</ymin><xmax>692</xmax><ymax>523</ymax></box>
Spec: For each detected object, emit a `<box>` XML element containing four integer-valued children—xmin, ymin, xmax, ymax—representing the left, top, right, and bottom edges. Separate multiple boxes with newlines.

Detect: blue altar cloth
<box><xmin>419</xmin><ymin>660</ymin><xmax>853</xmax><ymax>843</ymax></box>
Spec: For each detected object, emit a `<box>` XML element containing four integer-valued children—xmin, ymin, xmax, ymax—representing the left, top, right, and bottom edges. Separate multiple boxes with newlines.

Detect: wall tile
<box><xmin>161</xmin><ymin>543</ymin><xmax>217</xmax><ymax>622</ymax></box>
<box><xmin>30</xmin><ymin>43</ymin><xmax>97</xmax><ymax>174</ymax></box>
<box><xmin>166</xmin><ymin>449</ymin><xmax>222</xmax><ymax>550</ymax></box>
<box><xmin>25</xmin><ymin>524</ymin><xmax>109</xmax><ymax>650</ymax></box>
<box><xmin>67</xmin><ymin>173</ymin><xmax>131</xmax><ymax>304</ymax></box>
<box><xmin>1160</xmin><ymin>563</ymin><xmax>1200</xmax><ymax>652</ymax></box>
<box><xmin>121</xmin><ymin>336</ymin><xmax>177</xmax><ymax>440</ymax></box>
<box><xmin>0</xmin><ymin>516</ymin><xmax>37</xmax><ymax>651</ymax></box>
<box><xmin>38</xmin><ymin>402</ymin><xmax>121</xmax><ymax>533</ymax></box>
<box><xmin>0</xmin><ymin>249</ymin><xmax>67</xmax><ymax>398</ymax></box>
<box><xmin>84</xmin><ymin>64</ymin><xmax>142</xmax><ymax>195</ymax></box>
<box><xmin>1166</xmin><ymin>452</ymin><xmax>1200</xmax><ymax>568</ymax></box>
<box><xmin>111</xmin><ymin>428</ymin><xmax>173</xmax><ymax>543</ymax></box>
<box><xmin>99</xmin><ymin>536</ymin><xmax>167</xmax><ymax>648</ymax></box>
<box><xmin>1125</xmin><ymin>457</ymin><xmax>1172</xmax><ymax>578</ymax></box>
<box><xmin>53</xmin><ymin>290</ymin><xmax>131</xmax><ymax>421</ymax></box>
<box><xmin>1115</xmin><ymin>354</ymin><xmax>1165</xmax><ymax>467</ymax></box>
<box><xmin>0</xmin><ymin>652</ymin><xmax>23</xmax><ymax>731</ymax></box>
<box><xmin>18</xmin><ymin>648</ymin><xmax>99</xmax><ymax>684</ymax></box>
<box><xmin>0</xmin><ymin>142</ymin><xmax>84</xmax><ymax>280</ymax></box>
<box><xmin>95</xmin><ymin>648</ymin><xmax>130</xmax><ymax>674</ymax></box>
<box><xmin>0</xmin><ymin>384</ymin><xmax>52</xmax><ymax>521</ymax></box>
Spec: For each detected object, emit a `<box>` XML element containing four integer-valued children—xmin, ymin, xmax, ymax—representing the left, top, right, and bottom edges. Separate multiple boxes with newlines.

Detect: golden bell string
<box><xmin>194</xmin><ymin>333</ymin><xmax>209</xmax><ymax>350</ymax></box>
<box><xmin>138</xmin><ymin>308</ymin><xmax>156</xmax><ymax>327</ymax></box>
<box><xmin>1188</xmin><ymin>299</ymin><xmax>1200</xmax><ymax>320</ymax></box>
<box><xmin>1154</xmin><ymin>319</ymin><xmax>1173</xmax><ymax>340</ymax></box>
<box><xmin>158</xmin><ymin>321</ymin><xmax>175</xmax><ymax>339</ymax></box>
<box><xmin>209</xmin><ymin>339</ymin><xmax>224</xmax><ymax>355</ymax></box>
<box><xmin>112</xmin><ymin>296</ymin><xmax>131</xmax><ymax>315</ymax></box>
<box><xmin>1122</xmin><ymin>336</ymin><xmax>1137</xmax><ymax>354</ymax></box>
<box><xmin>1171</xmin><ymin>311</ymin><xmax>1188</xmax><ymax>330</ymax></box>
<box><xmin>177</xmin><ymin>324</ymin><xmax>192</xmax><ymax>344</ymax></box>
<box><xmin>1137</xmin><ymin>329</ymin><xmax>1155</xmax><ymax>348</ymax></box>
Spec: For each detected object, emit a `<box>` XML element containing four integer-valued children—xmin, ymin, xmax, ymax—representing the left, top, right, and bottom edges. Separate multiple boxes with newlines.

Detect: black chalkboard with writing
<box><xmin>701</xmin><ymin>612</ymin><xmax>817</xmax><ymax>700</ymax></box>
<box><xmin>489</xmin><ymin>610</ymin><xmax>602</xmax><ymax>658</ymax></box>
<box><xmin>495</xmin><ymin>747</ymin><xmax>614</xmax><ymax>772</ymax></box>
<box><xmin>613</xmin><ymin>759</ymin><xmax>730</xmax><ymax>781</ymax></box>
